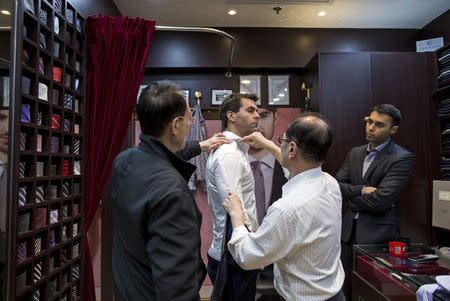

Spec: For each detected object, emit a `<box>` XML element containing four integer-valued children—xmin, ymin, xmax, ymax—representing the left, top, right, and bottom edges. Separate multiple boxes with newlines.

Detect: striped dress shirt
<box><xmin>228</xmin><ymin>167</ymin><xmax>345</xmax><ymax>301</ymax></box>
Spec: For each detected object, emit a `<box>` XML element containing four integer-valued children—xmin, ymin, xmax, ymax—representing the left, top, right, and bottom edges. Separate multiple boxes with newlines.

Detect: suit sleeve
<box><xmin>348</xmin><ymin>153</ymin><xmax>415</xmax><ymax>213</ymax></box>
<box><xmin>145</xmin><ymin>190</ymin><xmax>203</xmax><ymax>301</ymax></box>
<box><xmin>336</xmin><ymin>151</ymin><xmax>364</xmax><ymax>200</ymax></box>
<box><xmin>176</xmin><ymin>140</ymin><xmax>201</xmax><ymax>161</ymax></box>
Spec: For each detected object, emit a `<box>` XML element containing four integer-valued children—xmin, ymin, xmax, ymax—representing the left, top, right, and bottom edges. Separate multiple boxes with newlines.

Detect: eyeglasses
<box><xmin>277</xmin><ymin>136</ymin><xmax>292</xmax><ymax>145</ymax></box>
<box><xmin>364</xmin><ymin>116</ymin><xmax>386</xmax><ymax>129</ymax></box>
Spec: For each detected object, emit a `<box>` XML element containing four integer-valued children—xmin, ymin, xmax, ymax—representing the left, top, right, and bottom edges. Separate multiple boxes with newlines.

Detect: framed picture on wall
<box><xmin>179</xmin><ymin>89</ymin><xmax>190</xmax><ymax>102</ymax></box>
<box><xmin>268</xmin><ymin>75</ymin><xmax>289</xmax><ymax>105</ymax></box>
<box><xmin>239</xmin><ymin>75</ymin><xmax>261</xmax><ymax>105</ymax></box>
<box><xmin>211</xmin><ymin>89</ymin><xmax>232</xmax><ymax>105</ymax></box>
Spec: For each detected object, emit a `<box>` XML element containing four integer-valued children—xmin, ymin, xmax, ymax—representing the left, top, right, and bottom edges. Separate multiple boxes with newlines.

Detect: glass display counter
<box><xmin>353</xmin><ymin>244</ymin><xmax>450</xmax><ymax>301</ymax></box>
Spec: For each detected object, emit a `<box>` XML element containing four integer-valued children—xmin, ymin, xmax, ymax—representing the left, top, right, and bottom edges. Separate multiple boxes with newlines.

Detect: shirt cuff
<box><xmin>228</xmin><ymin>225</ymin><xmax>249</xmax><ymax>245</ymax></box>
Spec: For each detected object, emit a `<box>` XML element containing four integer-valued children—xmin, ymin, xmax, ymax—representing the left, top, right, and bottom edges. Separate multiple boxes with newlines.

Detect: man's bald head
<box><xmin>285</xmin><ymin>113</ymin><xmax>333</xmax><ymax>163</ymax></box>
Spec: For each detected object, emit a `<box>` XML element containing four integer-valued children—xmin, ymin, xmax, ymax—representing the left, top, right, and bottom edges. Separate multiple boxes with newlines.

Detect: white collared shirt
<box><xmin>205</xmin><ymin>131</ymin><xmax>258</xmax><ymax>261</ymax></box>
<box><xmin>228</xmin><ymin>167</ymin><xmax>345</xmax><ymax>301</ymax></box>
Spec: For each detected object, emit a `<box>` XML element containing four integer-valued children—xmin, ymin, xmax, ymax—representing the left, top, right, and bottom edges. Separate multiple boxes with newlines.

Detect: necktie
<box><xmin>18</xmin><ymin>187</ymin><xmax>27</xmax><ymax>207</ymax></box>
<box><xmin>17</xmin><ymin>241</ymin><xmax>27</xmax><ymax>263</ymax></box>
<box><xmin>54</xmin><ymin>0</ymin><xmax>62</xmax><ymax>13</ymax></box>
<box><xmin>49</xmin><ymin>278</ymin><xmax>57</xmax><ymax>297</ymax></box>
<box><xmin>74</xmin><ymin>139</ymin><xmax>80</xmax><ymax>155</ymax></box>
<box><xmin>73</xmin><ymin>223</ymin><xmax>78</xmax><ymax>237</ymax></box>
<box><xmin>19</xmin><ymin>162</ymin><xmax>26</xmax><ymax>178</ymax></box>
<box><xmin>50</xmin><ymin>209</ymin><xmax>58</xmax><ymax>224</ymax></box>
<box><xmin>32</xmin><ymin>289</ymin><xmax>40</xmax><ymax>301</ymax></box>
<box><xmin>34</xmin><ymin>207</ymin><xmax>47</xmax><ymax>230</ymax></box>
<box><xmin>73</xmin><ymin>243</ymin><xmax>79</xmax><ymax>258</ymax></box>
<box><xmin>49</xmin><ymin>230</ymin><xmax>55</xmax><ymax>248</ymax></box>
<box><xmin>18</xmin><ymin>213</ymin><xmax>30</xmax><ymax>234</ymax></box>
<box><xmin>74</xmin><ymin>160</ymin><xmax>81</xmax><ymax>175</ymax></box>
<box><xmin>38</xmin><ymin>57</ymin><xmax>45</xmax><ymax>75</ymax></box>
<box><xmin>33</xmin><ymin>261</ymin><xmax>42</xmax><ymax>283</ymax></box>
<box><xmin>36</xmin><ymin>186</ymin><xmax>44</xmax><ymax>203</ymax></box>
<box><xmin>19</xmin><ymin>132</ymin><xmax>26</xmax><ymax>150</ymax></box>
<box><xmin>62</xmin><ymin>205</ymin><xmax>68</xmax><ymax>219</ymax></box>
<box><xmin>21</xmin><ymin>104</ymin><xmax>31</xmax><ymax>122</ymax></box>
<box><xmin>62</xmin><ymin>181</ymin><xmax>70</xmax><ymax>197</ymax></box>
<box><xmin>250</xmin><ymin>161</ymin><xmax>266</xmax><ymax>224</ymax></box>
<box><xmin>362</xmin><ymin>150</ymin><xmax>377</xmax><ymax>178</ymax></box>
<box><xmin>34</xmin><ymin>237</ymin><xmax>41</xmax><ymax>255</ymax></box>
<box><xmin>16</xmin><ymin>271</ymin><xmax>27</xmax><ymax>293</ymax></box>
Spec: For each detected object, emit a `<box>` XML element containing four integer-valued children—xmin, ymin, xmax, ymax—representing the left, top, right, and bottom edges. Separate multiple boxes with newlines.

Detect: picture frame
<box><xmin>268</xmin><ymin>75</ymin><xmax>290</xmax><ymax>105</ymax></box>
<box><xmin>211</xmin><ymin>89</ymin><xmax>232</xmax><ymax>105</ymax></box>
<box><xmin>239</xmin><ymin>75</ymin><xmax>261</xmax><ymax>105</ymax></box>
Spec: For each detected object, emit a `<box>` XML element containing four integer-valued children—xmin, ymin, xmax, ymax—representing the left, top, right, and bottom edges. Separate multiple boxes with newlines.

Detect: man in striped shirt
<box><xmin>224</xmin><ymin>114</ymin><xmax>345</xmax><ymax>301</ymax></box>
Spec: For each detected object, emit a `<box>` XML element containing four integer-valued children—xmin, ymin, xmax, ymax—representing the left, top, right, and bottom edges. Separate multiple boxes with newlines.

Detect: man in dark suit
<box><xmin>110</xmin><ymin>81</ymin><xmax>229</xmax><ymax>301</ymax></box>
<box><xmin>336</xmin><ymin>104</ymin><xmax>415</xmax><ymax>300</ymax></box>
<box><xmin>248</xmin><ymin>106</ymin><xmax>287</xmax><ymax>301</ymax></box>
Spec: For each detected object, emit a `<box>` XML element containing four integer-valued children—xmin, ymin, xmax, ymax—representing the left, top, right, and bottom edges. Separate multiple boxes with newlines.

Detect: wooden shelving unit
<box><xmin>10</xmin><ymin>0</ymin><xmax>86</xmax><ymax>300</ymax></box>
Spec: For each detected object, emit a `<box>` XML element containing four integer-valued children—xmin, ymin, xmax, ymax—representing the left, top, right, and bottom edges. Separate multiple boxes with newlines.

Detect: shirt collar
<box><xmin>367</xmin><ymin>138</ymin><xmax>390</xmax><ymax>153</ymax></box>
<box><xmin>223</xmin><ymin>131</ymin><xmax>250</xmax><ymax>153</ymax></box>
<box><xmin>282</xmin><ymin>166</ymin><xmax>322</xmax><ymax>196</ymax></box>
<box><xmin>249</xmin><ymin>152</ymin><xmax>275</xmax><ymax>169</ymax></box>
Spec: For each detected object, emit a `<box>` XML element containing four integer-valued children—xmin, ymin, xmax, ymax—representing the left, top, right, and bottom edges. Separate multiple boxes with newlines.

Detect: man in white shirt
<box><xmin>205</xmin><ymin>93</ymin><xmax>260</xmax><ymax>300</ymax></box>
<box><xmin>224</xmin><ymin>114</ymin><xmax>346</xmax><ymax>301</ymax></box>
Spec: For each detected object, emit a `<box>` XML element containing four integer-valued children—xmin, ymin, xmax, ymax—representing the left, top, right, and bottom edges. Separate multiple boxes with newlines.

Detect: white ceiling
<box><xmin>113</xmin><ymin>0</ymin><xmax>450</xmax><ymax>28</ymax></box>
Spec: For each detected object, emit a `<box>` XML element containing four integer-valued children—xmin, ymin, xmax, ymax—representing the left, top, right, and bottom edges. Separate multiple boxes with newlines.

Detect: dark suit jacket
<box><xmin>111</xmin><ymin>135</ymin><xmax>206</xmax><ymax>301</ymax></box>
<box><xmin>336</xmin><ymin>140</ymin><xmax>415</xmax><ymax>244</ymax></box>
<box><xmin>268</xmin><ymin>160</ymin><xmax>287</xmax><ymax>207</ymax></box>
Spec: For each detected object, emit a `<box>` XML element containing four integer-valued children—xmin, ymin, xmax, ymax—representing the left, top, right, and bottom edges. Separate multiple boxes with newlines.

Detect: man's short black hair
<box><xmin>285</xmin><ymin>112</ymin><xmax>333</xmax><ymax>163</ymax></box>
<box><xmin>372</xmin><ymin>104</ymin><xmax>401</xmax><ymax>127</ymax></box>
<box><xmin>219</xmin><ymin>93</ymin><xmax>258</xmax><ymax>129</ymax></box>
<box><xmin>136</xmin><ymin>80</ymin><xmax>187</xmax><ymax>137</ymax></box>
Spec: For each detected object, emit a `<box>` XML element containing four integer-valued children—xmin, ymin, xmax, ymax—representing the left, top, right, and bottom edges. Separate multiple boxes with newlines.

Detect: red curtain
<box><xmin>83</xmin><ymin>16</ymin><xmax>155</xmax><ymax>301</ymax></box>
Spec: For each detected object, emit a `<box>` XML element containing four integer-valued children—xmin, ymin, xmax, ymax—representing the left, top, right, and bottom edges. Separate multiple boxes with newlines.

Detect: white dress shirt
<box><xmin>206</xmin><ymin>131</ymin><xmax>258</xmax><ymax>261</ymax></box>
<box><xmin>228</xmin><ymin>167</ymin><xmax>345</xmax><ymax>301</ymax></box>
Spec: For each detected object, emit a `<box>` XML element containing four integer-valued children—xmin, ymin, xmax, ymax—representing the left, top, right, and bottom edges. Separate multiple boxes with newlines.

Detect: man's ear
<box><xmin>288</xmin><ymin>141</ymin><xmax>297</xmax><ymax>158</ymax></box>
<box><xmin>226</xmin><ymin>110</ymin><xmax>235</xmax><ymax>123</ymax></box>
<box><xmin>170</xmin><ymin>117</ymin><xmax>181</xmax><ymax>136</ymax></box>
<box><xmin>390</xmin><ymin>125</ymin><xmax>399</xmax><ymax>135</ymax></box>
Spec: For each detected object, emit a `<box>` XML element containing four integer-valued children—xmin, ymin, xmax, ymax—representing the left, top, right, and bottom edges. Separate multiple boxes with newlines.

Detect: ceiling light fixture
<box><xmin>318</xmin><ymin>11</ymin><xmax>327</xmax><ymax>17</ymax></box>
<box><xmin>241</xmin><ymin>80</ymin><xmax>251</xmax><ymax>84</ymax></box>
<box><xmin>228</xmin><ymin>9</ymin><xmax>237</xmax><ymax>16</ymax></box>
<box><xmin>0</xmin><ymin>10</ymin><xmax>11</xmax><ymax>15</ymax></box>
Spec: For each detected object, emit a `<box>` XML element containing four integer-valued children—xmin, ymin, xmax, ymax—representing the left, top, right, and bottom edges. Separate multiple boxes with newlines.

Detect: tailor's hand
<box><xmin>199</xmin><ymin>133</ymin><xmax>231</xmax><ymax>152</ymax></box>
<box><xmin>240</xmin><ymin>132</ymin><xmax>274</xmax><ymax>150</ymax></box>
<box><xmin>223</xmin><ymin>192</ymin><xmax>245</xmax><ymax>229</ymax></box>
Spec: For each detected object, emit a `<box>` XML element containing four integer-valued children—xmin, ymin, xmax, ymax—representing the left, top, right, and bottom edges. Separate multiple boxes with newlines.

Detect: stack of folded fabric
<box><xmin>441</xmin><ymin>125</ymin><xmax>450</xmax><ymax>151</ymax></box>
<box><xmin>438</xmin><ymin>47</ymin><xmax>450</xmax><ymax>87</ymax></box>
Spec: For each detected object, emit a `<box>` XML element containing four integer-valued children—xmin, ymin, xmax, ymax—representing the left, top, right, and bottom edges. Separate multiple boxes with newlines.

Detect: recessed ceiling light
<box><xmin>228</xmin><ymin>9</ymin><xmax>237</xmax><ymax>16</ymax></box>
<box><xmin>0</xmin><ymin>10</ymin><xmax>11</xmax><ymax>15</ymax></box>
<box><xmin>318</xmin><ymin>11</ymin><xmax>327</xmax><ymax>17</ymax></box>
<box><xmin>241</xmin><ymin>80</ymin><xmax>251</xmax><ymax>84</ymax></box>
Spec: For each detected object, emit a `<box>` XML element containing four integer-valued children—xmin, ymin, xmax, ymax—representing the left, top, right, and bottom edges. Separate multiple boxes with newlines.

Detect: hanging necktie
<box><xmin>250</xmin><ymin>161</ymin><xmax>266</xmax><ymax>224</ymax></box>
